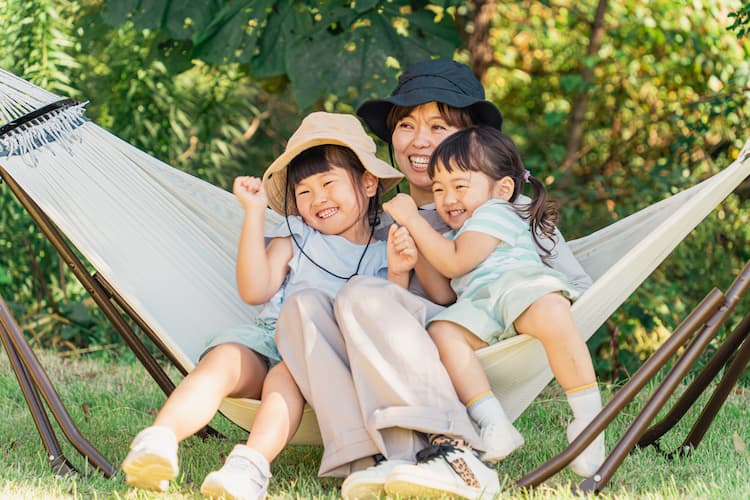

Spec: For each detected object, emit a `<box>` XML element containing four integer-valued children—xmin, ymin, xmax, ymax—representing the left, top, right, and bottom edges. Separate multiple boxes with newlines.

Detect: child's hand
<box><xmin>233</xmin><ymin>176</ymin><xmax>268</xmax><ymax>211</ymax></box>
<box><xmin>387</xmin><ymin>224</ymin><xmax>417</xmax><ymax>276</ymax></box>
<box><xmin>383</xmin><ymin>193</ymin><xmax>419</xmax><ymax>227</ymax></box>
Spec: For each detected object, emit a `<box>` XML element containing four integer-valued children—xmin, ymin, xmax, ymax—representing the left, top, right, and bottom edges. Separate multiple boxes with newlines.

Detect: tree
<box><xmin>100</xmin><ymin>0</ymin><xmax>467</xmax><ymax>109</ymax></box>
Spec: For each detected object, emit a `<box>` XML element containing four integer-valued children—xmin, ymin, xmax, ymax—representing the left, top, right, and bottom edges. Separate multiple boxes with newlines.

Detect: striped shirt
<box><xmin>447</xmin><ymin>199</ymin><xmax>546</xmax><ymax>299</ymax></box>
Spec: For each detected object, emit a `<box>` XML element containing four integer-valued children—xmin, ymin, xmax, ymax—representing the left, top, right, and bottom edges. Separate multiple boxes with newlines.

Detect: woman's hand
<box><xmin>387</xmin><ymin>224</ymin><xmax>417</xmax><ymax>288</ymax></box>
<box><xmin>383</xmin><ymin>193</ymin><xmax>420</xmax><ymax>227</ymax></box>
<box><xmin>233</xmin><ymin>176</ymin><xmax>268</xmax><ymax>211</ymax></box>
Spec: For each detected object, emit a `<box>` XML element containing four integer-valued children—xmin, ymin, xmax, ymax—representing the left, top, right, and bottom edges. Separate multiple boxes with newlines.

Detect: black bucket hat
<box><xmin>357</xmin><ymin>59</ymin><xmax>503</xmax><ymax>143</ymax></box>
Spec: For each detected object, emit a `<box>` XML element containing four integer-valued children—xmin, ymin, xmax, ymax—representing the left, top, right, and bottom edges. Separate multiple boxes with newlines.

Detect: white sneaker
<box><xmin>200</xmin><ymin>445</ymin><xmax>271</xmax><ymax>500</ymax></box>
<box><xmin>121</xmin><ymin>426</ymin><xmax>179</xmax><ymax>492</ymax></box>
<box><xmin>385</xmin><ymin>443</ymin><xmax>500</xmax><ymax>499</ymax></box>
<box><xmin>341</xmin><ymin>457</ymin><xmax>413</xmax><ymax>499</ymax></box>
<box><xmin>479</xmin><ymin>422</ymin><xmax>525</xmax><ymax>463</ymax></box>
<box><xmin>567</xmin><ymin>417</ymin><xmax>605</xmax><ymax>477</ymax></box>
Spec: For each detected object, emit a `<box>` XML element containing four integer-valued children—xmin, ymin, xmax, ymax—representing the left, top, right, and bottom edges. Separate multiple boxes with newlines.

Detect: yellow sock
<box><xmin>465</xmin><ymin>390</ymin><xmax>494</xmax><ymax>409</ymax></box>
<box><xmin>564</xmin><ymin>382</ymin><xmax>598</xmax><ymax>395</ymax></box>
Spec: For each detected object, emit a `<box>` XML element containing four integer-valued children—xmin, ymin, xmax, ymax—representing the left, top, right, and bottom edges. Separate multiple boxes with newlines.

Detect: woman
<box><xmin>275</xmin><ymin>59</ymin><xmax>592</xmax><ymax>500</ymax></box>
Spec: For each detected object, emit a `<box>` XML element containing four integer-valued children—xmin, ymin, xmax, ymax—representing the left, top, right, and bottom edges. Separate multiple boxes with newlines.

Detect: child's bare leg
<box><xmin>123</xmin><ymin>343</ymin><xmax>267</xmax><ymax>491</ymax></box>
<box><xmin>514</xmin><ymin>293</ymin><xmax>594</xmax><ymax>389</ymax></box>
<box><xmin>154</xmin><ymin>342</ymin><xmax>268</xmax><ymax>440</ymax></box>
<box><xmin>247</xmin><ymin>361</ymin><xmax>305</xmax><ymax>460</ymax></box>
<box><xmin>514</xmin><ymin>292</ymin><xmax>604</xmax><ymax>477</ymax></box>
<box><xmin>201</xmin><ymin>361</ymin><xmax>304</xmax><ymax>499</ymax></box>
<box><xmin>428</xmin><ymin>320</ymin><xmax>524</xmax><ymax>461</ymax></box>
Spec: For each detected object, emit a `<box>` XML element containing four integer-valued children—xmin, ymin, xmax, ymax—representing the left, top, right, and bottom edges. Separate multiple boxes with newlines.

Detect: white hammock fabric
<box><xmin>2</xmin><ymin>69</ymin><xmax>749</xmax><ymax>445</ymax></box>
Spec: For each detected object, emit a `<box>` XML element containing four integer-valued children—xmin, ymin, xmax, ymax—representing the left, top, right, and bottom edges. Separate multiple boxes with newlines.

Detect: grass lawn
<box><xmin>0</xmin><ymin>349</ymin><xmax>748</xmax><ymax>499</ymax></box>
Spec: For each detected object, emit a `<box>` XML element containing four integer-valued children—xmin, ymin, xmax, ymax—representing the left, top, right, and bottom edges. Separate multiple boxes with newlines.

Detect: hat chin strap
<box><xmin>387</xmin><ymin>142</ymin><xmax>402</xmax><ymax>194</ymax></box>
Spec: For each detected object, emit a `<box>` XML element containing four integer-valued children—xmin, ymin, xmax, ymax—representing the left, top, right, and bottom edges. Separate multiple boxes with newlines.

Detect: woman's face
<box><xmin>391</xmin><ymin>102</ymin><xmax>461</xmax><ymax>205</ymax></box>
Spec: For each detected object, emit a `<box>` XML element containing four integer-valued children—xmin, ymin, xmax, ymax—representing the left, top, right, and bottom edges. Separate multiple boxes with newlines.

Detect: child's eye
<box><xmin>432</xmin><ymin>187</ymin><xmax>444</xmax><ymax>193</ymax></box>
<box><xmin>296</xmin><ymin>189</ymin><xmax>310</xmax><ymax>196</ymax></box>
<box><xmin>323</xmin><ymin>180</ymin><xmax>335</xmax><ymax>187</ymax></box>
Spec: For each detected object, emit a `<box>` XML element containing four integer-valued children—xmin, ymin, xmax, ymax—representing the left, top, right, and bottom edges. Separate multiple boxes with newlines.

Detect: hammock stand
<box><xmin>1</xmin><ymin>74</ymin><xmax>749</xmax><ymax>493</ymax></box>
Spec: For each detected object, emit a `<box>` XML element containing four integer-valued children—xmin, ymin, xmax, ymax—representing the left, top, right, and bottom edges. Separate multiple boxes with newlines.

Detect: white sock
<box><xmin>566</xmin><ymin>385</ymin><xmax>605</xmax><ymax>477</ymax></box>
<box><xmin>468</xmin><ymin>393</ymin><xmax>524</xmax><ymax>461</ymax></box>
<box><xmin>468</xmin><ymin>394</ymin><xmax>510</xmax><ymax>428</ymax></box>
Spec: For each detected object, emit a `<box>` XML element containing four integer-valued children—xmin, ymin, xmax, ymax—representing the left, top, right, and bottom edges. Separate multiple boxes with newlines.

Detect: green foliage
<box><xmin>99</xmin><ymin>0</ymin><xmax>465</xmax><ymax>108</ymax></box>
<box><xmin>728</xmin><ymin>1</ymin><xmax>750</xmax><ymax>38</ymax></box>
<box><xmin>0</xmin><ymin>0</ymin><xmax>299</xmax><ymax>354</ymax></box>
<box><xmin>482</xmin><ymin>1</ymin><xmax>750</xmax><ymax>381</ymax></box>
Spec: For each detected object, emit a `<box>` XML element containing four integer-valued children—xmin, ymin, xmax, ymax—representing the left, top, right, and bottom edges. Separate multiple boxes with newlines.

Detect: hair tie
<box><xmin>523</xmin><ymin>169</ymin><xmax>531</xmax><ymax>183</ymax></box>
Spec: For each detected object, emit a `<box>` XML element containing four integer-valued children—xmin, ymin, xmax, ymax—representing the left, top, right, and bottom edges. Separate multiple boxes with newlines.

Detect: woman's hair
<box><xmin>385</xmin><ymin>102</ymin><xmax>476</xmax><ymax>137</ymax></box>
<box><xmin>285</xmin><ymin>144</ymin><xmax>381</xmax><ymax>226</ymax></box>
<box><xmin>428</xmin><ymin>126</ymin><xmax>558</xmax><ymax>255</ymax></box>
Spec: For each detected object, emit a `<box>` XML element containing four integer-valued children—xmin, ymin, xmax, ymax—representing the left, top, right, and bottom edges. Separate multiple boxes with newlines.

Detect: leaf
<box><xmin>250</xmin><ymin>0</ymin><xmax>311</xmax><ymax>78</ymax></box>
<box><xmin>163</xmin><ymin>0</ymin><xmax>219</xmax><ymax>39</ymax></box>
<box><xmin>734</xmin><ymin>432</ymin><xmax>747</xmax><ymax>454</ymax></box>
<box><xmin>101</xmin><ymin>0</ymin><xmax>142</xmax><ymax>26</ymax></box>
<box><xmin>0</xmin><ymin>266</ymin><xmax>11</xmax><ymax>285</ymax></box>
<box><xmin>192</xmin><ymin>0</ymin><xmax>273</xmax><ymax>64</ymax></box>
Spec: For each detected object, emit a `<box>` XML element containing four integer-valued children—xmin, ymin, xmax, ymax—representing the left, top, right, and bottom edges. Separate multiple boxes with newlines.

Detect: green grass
<box><xmin>1</xmin><ymin>349</ymin><xmax>749</xmax><ymax>499</ymax></box>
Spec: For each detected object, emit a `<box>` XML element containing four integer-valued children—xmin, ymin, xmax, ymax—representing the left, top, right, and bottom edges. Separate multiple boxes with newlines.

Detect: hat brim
<box><xmin>357</xmin><ymin>89</ymin><xmax>503</xmax><ymax>142</ymax></box>
<box><xmin>263</xmin><ymin>137</ymin><xmax>403</xmax><ymax>216</ymax></box>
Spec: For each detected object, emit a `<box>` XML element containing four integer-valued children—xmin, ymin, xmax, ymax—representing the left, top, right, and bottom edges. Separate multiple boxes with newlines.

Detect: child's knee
<box><xmin>428</xmin><ymin>321</ymin><xmax>483</xmax><ymax>350</ymax></box>
<box><xmin>526</xmin><ymin>293</ymin><xmax>572</xmax><ymax>322</ymax></box>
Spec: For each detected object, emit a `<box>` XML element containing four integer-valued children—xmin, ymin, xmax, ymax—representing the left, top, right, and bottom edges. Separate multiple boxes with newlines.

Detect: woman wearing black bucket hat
<box><xmin>357</xmin><ymin>59</ymin><xmax>590</xmax><ymax>290</ymax></box>
<box><xmin>357</xmin><ymin>59</ymin><xmax>503</xmax><ymax>208</ymax></box>
<box><xmin>274</xmin><ymin>60</ymin><xmax>593</xmax><ymax>499</ymax></box>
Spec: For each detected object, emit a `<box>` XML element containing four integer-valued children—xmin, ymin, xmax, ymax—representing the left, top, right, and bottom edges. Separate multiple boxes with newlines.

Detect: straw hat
<box><xmin>263</xmin><ymin>112</ymin><xmax>403</xmax><ymax>215</ymax></box>
<box><xmin>357</xmin><ymin>59</ymin><xmax>503</xmax><ymax>143</ymax></box>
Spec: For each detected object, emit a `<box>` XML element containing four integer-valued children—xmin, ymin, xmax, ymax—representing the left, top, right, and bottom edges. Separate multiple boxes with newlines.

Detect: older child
<box><xmin>121</xmin><ymin>112</ymin><xmax>408</xmax><ymax>498</ymax></box>
<box><xmin>383</xmin><ymin>125</ymin><xmax>604</xmax><ymax>479</ymax></box>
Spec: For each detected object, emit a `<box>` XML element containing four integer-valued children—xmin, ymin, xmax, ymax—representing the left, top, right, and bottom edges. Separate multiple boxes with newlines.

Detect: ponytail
<box><xmin>518</xmin><ymin>173</ymin><xmax>558</xmax><ymax>259</ymax></box>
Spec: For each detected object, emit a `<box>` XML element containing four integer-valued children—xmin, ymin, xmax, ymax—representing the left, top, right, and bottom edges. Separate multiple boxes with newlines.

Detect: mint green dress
<box><xmin>428</xmin><ymin>199</ymin><xmax>580</xmax><ymax>344</ymax></box>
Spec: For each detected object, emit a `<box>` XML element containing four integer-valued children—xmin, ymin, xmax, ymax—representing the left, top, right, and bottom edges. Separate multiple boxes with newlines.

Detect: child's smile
<box><xmin>294</xmin><ymin>166</ymin><xmax>372</xmax><ymax>244</ymax></box>
<box><xmin>431</xmin><ymin>164</ymin><xmax>501</xmax><ymax>231</ymax></box>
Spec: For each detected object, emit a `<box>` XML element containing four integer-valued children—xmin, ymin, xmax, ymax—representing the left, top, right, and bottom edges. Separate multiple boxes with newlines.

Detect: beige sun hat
<box><xmin>262</xmin><ymin>112</ymin><xmax>403</xmax><ymax>215</ymax></box>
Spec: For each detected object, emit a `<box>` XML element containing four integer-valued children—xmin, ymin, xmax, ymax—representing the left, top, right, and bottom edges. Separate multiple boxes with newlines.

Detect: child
<box><xmin>383</xmin><ymin>125</ymin><xmax>605</xmax><ymax>477</ymax></box>
<box><xmin>121</xmin><ymin>112</ymin><xmax>409</xmax><ymax>498</ymax></box>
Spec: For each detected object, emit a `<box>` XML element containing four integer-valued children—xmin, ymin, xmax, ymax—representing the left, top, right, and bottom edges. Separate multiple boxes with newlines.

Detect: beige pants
<box><xmin>275</xmin><ymin>275</ymin><xmax>482</xmax><ymax>477</ymax></box>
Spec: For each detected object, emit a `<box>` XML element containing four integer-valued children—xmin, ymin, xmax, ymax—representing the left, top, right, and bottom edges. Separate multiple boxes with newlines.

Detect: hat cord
<box><xmin>284</xmin><ymin>181</ymin><xmax>376</xmax><ymax>281</ymax></box>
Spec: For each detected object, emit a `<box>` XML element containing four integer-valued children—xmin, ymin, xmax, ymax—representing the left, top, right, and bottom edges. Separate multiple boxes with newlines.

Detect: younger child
<box><xmin>122</xmin><ymin>112</ymin><xmax>409</xmax><ymax>498</ymax></box>
<box><xmin>383</xmin><ymin>125</ymin><xmax>604</xmax><ymax>477</ymax></box>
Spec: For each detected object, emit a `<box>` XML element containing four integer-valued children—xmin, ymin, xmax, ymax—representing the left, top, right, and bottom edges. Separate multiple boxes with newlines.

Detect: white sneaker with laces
<box><xmin>385</xmin><ymin>443</ymin><xmax>500</xmax><ymax>499</ymax></box>
<box><xmin>479</xmin><ymin>422</ymin><xmax>525</xmax><ymax>463</ymax></box>
<box><xmin>200</xmin><ymin>445</ymin><xmax>271</xmax><ymax>500</ymax></box>
<box><xmin>121</xmin><ymin>426</ymin><xmax>179</xmax><ymax>492</ymax></box>
<box><xmin>341</xmin><ymin>457</ymin><xmax>414</xmax><ymax>499</ymax></box>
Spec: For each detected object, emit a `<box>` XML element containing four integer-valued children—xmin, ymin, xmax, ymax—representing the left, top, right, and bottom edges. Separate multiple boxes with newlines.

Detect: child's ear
<box><xmin>363</xmin><ymin>172</ymin><xmax>379</xmax><ymax>197</ymax></box>
<box><xmin>495</xmin><ymin>176</ymin><xmax>515</xmax><ymax>201</ymax></box>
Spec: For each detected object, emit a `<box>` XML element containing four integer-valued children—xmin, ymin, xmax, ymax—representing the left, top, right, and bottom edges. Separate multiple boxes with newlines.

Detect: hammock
<box><xmin>2</xmin><ymin>68</ymin><xmax>749</xmax><ymax>449</ymax></box>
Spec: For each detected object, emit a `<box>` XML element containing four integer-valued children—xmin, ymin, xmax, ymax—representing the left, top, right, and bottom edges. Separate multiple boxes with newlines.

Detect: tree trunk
<box><xmin>558</xmin><ymin>0</ymin><xmax>609</xmax><ymax>184</ymax></box>
<box><xmin>466</xmin><ymin>0</ymin><xmax>496</xmax><ymax>82</ymax></box>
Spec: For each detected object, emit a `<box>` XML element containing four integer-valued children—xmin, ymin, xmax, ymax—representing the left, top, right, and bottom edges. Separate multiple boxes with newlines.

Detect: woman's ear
<box><xmin>362</xmin><ymin>171</ymin><xmax>379</xmax><ymax>197</ymax></box>
<box><xmin>494</xmin><ymin>176</ymin><xmax>515</xmax><ymax>201</ymax></box>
